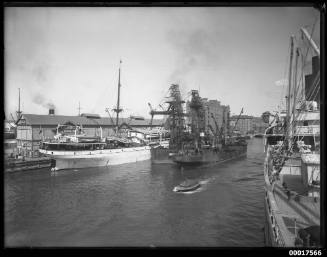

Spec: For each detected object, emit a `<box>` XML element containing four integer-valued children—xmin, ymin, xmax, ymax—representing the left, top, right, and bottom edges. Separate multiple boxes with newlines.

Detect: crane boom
<box><xmin>300</xmin><ymin>27</ymin><xmax>320</xmax><ymax>56</ymax></box>
<box><xmin>210</xmin><ymin>113</ymin><xmax>219</xmax><ymax>135</ymax></box>
<box><xmin>231</xmin><ymin>108</ymin><xmax>244</xmax><ymax>134</ymax></box>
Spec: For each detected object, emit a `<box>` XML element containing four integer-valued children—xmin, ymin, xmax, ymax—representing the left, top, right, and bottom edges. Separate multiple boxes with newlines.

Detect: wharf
<box><xmin>5</xmin><ymin>156</ymin><xmax>51</xmax><ymax>173</ymax></box>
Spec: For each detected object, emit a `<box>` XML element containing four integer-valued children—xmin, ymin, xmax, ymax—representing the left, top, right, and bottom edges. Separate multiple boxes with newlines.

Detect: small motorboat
<box><xmin>173</xmin><ymin>179</ymin><xmax>201</xmax><ymax>192</ymax></box>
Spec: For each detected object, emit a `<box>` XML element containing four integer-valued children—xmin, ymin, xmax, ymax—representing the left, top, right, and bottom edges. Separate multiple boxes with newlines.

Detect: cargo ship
<box><xmin>262</xmin><ymin>27</ymin><xmax>320</xmax><ymax>247</ymax></box>
<box><xmin>171</xmin><ymin>90</ymin><xmax>247</xmax><ymax>166</ymax></box>
<box><xmin>172</xmin><ymin>138</ymin><xmax>247</xmax><ymax>166</ymax></box>
<box><xmin>149</xmin><ymin>85</ymin><xmax>247</xmax><ymax>166</ymax></box>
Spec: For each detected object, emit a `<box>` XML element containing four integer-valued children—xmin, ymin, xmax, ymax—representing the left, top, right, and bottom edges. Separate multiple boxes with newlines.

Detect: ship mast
<box><xmin>77</xmin><ymin>101</ymin><xmax>82</xmax><ymax>116</ymax></box>
<box><xmin>113</xmin><ymin>60</ymin><xmax>123</xmax><ymax>133</ymax></box>
<box><xmin>292</xmin><ymin>48</ymin><xmax>299</xmax><ymax>136</ymax></box>
<box><xmin>286</xmin><ymin>35</ymin><xmax>294</xmax><ymax>150</ymax></box>
<box><xmin>18</xmin><ymin>88</ymin><xmax>20</xmax><ymax>114</ymax></box>
<box><xmin>16</xmin><ymin>88</ymin><xmax>22</xmax><ymax>119</ymax></box>
<box><xmin>13</xmin><ymin>88</ymin><xmax>23</xmax><ymax>125</ymax></box>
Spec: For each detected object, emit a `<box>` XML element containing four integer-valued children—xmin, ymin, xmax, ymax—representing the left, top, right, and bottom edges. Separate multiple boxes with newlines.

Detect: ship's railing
<box><xmin>265</xmin><ymin>189</ymin><xmax>286</xmax><ymax>246</ymax></box>
<box><xmin>39</xmin><ymin>146</ymin><xmax>149</xmax><ymax>156</ymax></box>
<box><xmin>273</xmin><ymin>218</ymin><xmax>286</xmax><ymax>246</ymax></box>
<box><xmin>264</xmin><ymin>159</ymin><xmax>272</xmax><ymax>186</ymax></box>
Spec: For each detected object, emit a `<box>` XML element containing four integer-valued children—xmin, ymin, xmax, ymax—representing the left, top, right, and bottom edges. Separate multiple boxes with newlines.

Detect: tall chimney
<box><xmin>49</xmin><ymin>109</ymin><xmax>55</xmax><ymax>115</ymax></box>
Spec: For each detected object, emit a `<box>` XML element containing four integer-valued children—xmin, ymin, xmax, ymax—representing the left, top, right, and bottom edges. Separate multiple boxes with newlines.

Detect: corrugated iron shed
<box><xmin>80</xmin><ymin>113</ymin><xmax>101</xmax><ymax>119</ymax></box>
<box><xmin>19</xmin><ymin>114</ymin><xmax>164</xmax><ymax>127</ymax></box>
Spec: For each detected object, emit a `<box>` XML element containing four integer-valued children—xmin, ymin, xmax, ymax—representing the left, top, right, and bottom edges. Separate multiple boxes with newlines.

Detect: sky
<box><xmin>4</xmin><ymin>7</ymin><xmax>320</xmax><ymax>120</ymax></box>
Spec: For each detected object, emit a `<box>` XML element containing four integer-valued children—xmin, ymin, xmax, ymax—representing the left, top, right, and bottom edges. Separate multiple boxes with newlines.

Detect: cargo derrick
<box><xmin>149</xmin><ymin>84</ymin><xmax>187</xmax><ymax>150</ymax></box>
<box><xmin>211</xmin><ymin>108</ymin><xmax>226</xmax><ymax>146</ymax></box>
<box><xmin>210</xmin><ymin>113</ymin><xmax>220</xmax><ymax>146</ymax></box>
<box><xmin>188</xmin><ymin>90</ymin><xmax>206</xmax><ymax>150</ymax></box>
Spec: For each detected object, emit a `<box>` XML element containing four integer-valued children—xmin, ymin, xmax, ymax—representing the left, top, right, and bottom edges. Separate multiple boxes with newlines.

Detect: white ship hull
<box><xmin>39</xmin><ymin>146</ymin><xmax>151</xmax><ymax>170</ymax></box>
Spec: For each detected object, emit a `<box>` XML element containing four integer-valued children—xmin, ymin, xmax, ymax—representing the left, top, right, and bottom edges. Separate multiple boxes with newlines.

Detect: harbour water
<box><xmin>5</xmin><ymin>138</ymin><xmax>265</xmax><ymax>247</ymax></box>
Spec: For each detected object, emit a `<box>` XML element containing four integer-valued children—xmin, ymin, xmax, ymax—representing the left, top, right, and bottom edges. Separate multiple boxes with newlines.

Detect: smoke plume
<box><xmin>33</xmin><ymin>93</ymin><xmax>56</xmax><ymax>110</ymax></box>
<box><xmin>33</xmin><ymin>62</ymin><xmax>51</xmax><ymax>85</ymax></box>
<box><xmin>166</xmin><ymin>29</ymin><xmax>220</xmax><ymax>84</ymax></box>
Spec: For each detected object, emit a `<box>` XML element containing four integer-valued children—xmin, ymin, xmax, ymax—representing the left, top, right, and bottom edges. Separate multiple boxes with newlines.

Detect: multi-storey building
<box><xmin>186</xmin><ymin>96</ymin><xmax>230</xmax><ymax>137</ymax></box>
<box><xmin>202</xmin><ymin>99</ymin><xmax>230</xmax><ymax>136</ymax></box>
<box><xmin>229</xmin><ymin>115</ymin><xmax>253</xmax><ymax>135</ymax></box>
<box><xmin>252</xmin><ymin>116</ymin><xmax>268</xmax><ymax>134</ymax></box>
<box><xmin>229</xmin><ymin>115</ymin><xmax>268</xmax><ymax>135</ymax></box>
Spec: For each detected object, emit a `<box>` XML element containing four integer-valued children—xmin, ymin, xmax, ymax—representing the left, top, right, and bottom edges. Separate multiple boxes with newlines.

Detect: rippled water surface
<box><xmin>5</xmin><ymin>138</ymin><xmax>266</xmax><ymax>247</ymax></box>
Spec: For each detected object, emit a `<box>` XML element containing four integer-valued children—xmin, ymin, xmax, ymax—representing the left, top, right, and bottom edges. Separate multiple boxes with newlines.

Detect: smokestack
<box><xmin>49</xmin><ymin>109</ymin><xmax>55</xmax><ymax>115</ymax></box>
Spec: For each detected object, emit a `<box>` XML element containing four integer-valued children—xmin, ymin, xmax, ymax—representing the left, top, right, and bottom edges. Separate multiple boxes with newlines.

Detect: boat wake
<box><xmin>198</xmin><ymin>178</ymin><xmax>212</xmax><ymax>186</ymax></box>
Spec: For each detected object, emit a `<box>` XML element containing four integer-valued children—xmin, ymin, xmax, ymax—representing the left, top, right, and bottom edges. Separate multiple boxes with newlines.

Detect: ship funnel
<box><xmin>49</xmin><ymin>108</ymin><xmax>55</xmax><ymax>115</ymax></box>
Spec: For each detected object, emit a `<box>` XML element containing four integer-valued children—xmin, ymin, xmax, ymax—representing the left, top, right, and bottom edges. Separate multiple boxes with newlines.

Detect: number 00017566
<box><xmin>289</xmin><ymin>250</ymin><xmax>322</xmax><ymax>256</ymax></box>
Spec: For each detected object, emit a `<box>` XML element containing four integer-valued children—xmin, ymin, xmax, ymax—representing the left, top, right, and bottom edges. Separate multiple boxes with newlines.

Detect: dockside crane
<box><xmin>231</xmin><ymin>107</ymin><xmax>244</xmax><ymax>135</ymax></box>
<box><xmin>210</xmin><ymin>113</ymin><xmax>220</xmax><ymax>145</ymax></box>
<box><xmin>210</xmin><ymin>113</ymin><xmax>219</xmax><ymax>135</ymax></box>
<box><xmin>208</xmin><ymin>124</ymin><xmax>216</xmax><ymax>136</ymax></box>
<box><xmin>218</xmin><ymin>109</ymin><xmax>226</xmax><ymax>144</ymax></box>
<box><xmin>148</xmin><ymin>84</ymin><xmax>187</xmax><ymax>150</ymax></box>
<box><xmin>148</xmin><ymin>102</ymin><xmax>170</xmax><ymax>126</ymax></box>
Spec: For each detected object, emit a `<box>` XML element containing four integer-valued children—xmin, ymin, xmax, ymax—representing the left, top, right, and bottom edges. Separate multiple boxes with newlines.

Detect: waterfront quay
<box><xmin>4</xmin><ymin>109</ymin><xmax>265</xmax><ymax>173</ymax></box>
<box><xmin>4</xmin><ymin>156</ymin><xmax>51</xmax><ymax>173</ymax></box>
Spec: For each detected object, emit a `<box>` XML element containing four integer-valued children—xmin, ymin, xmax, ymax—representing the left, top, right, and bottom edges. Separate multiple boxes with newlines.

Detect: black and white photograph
<box><xmin>4</xmin><ymin>4</ymin><xmax>323</xmax><ymax>249</ymax></box>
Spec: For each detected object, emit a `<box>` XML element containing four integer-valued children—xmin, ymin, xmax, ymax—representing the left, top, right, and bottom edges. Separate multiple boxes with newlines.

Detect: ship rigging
<box><xmin>262</xmin><ymin>24</ymin><xmax>320</xmax><ymax>247</ymax></box>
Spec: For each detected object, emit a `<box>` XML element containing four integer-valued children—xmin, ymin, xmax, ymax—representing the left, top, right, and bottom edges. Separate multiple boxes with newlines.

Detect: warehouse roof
<box><xmin>19</xmin><ymin>114</ymin><xmax>164</xmax><ymax>127</ymax></box>
<box><xmin>230</xmin><ymin>115</ymin><xmax>254</xmax><ymax>119</ymax></box>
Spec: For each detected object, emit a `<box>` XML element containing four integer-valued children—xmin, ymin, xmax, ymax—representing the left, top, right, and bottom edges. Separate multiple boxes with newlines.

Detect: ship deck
<box><xmin>267</xmin><ymin>173</ymin><xmax>320</xmax><ymax>246</ymax></box>
<box><xmin>264</xmin><ymin>148</ymin><xmax>320</xmax><ymax>246</ymax></box>
<box><xmin>281</xmin><ymin>174</ymin><xmax>308</xmax><ymax>195</ymax></box>
<box><xmin>273</xmin><ymin>181</ymin><xmax>319</xmax><ymax>223</ymax></box>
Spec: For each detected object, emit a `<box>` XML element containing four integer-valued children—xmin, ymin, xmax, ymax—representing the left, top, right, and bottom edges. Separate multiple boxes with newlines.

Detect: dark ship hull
<box><xmin>172</xmin><ymin>144</ymin><xmax>247</xmax><ymax>166</ymax></box>
<box><xmin>150</xmin><ymin>146</ymin><xmax>177</xmax><ymax>164</ymax></box>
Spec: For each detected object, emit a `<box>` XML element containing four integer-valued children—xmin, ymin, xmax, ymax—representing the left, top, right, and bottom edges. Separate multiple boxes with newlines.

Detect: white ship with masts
<box><xmin>262</xmin><ymin>26</ymin><xmax>320</xmax><ymax>247</ymax></box>
<box><xmin>39</xmin><ymin>61</ymin><xmax>151</xmax><ymax>170</ymax></box>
